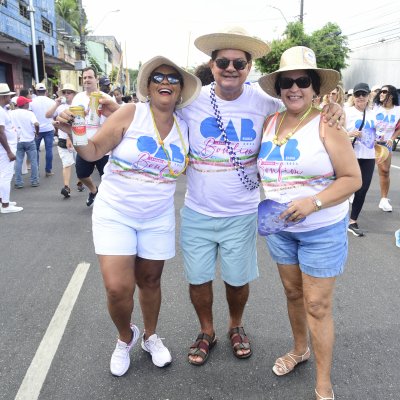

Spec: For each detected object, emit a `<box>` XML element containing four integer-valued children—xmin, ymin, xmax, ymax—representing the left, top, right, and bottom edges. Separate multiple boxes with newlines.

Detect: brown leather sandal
<box><xmin>188</xmin><ymin>332</ymin><xmax>217</xmax><ymax>366</ymax></box>
<box><xmin>228</xmin><ymin>326</ymin><xmax>252</xmax><ymax>359</ymax></box>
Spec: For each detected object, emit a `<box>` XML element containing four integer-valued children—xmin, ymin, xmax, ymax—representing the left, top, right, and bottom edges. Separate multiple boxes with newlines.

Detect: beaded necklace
<box><xmin>209</xmin><ymin>82</ymin><xmax>259</xmax><ymax>191</ymax></box>
<box><xmin>150</xmin><ymin>106</ymin><xmax>188</xmax><ymax>177</ymax></box>
<box><xmin>273</xmin><ymin>104</ymin><xmax>313</xmax><ymax>146</ymax></box>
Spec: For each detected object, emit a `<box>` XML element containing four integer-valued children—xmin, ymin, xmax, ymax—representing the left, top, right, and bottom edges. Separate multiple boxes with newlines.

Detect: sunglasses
<box><xmin>151</xmin><ymin>72</ymin><xmax>182</xmax><ymax>85</ymax></box>
<box><xmin>279</xmin><ymin>76</ymin><xmax>312</xmax><ymax>90</ymax></box>
<box><xmin>380</xmin><ymin>89</ymin><xmax>389</xmax><ymax>94</ymax></box>
<box><xmin>330</xmin><ymin>92</ymin><xmax>338</xmax><ymax>96</ymax></box>
<box><xmin>353</xmin><ymin>91</ymin><xmax>369</xmax><ymax>98</ymax></box>
<box><xmin>215</xmin><ymin>58</ymin><xmax>248</xmax><ymax>70</ymax></box>
<box><xmin>62</xmin><ymin>90</ymin><xmax>74</xmax><ymax>95</ymax></box>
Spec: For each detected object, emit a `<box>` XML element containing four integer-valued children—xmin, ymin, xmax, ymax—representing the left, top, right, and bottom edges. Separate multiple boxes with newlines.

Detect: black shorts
<box><xmin>75</xmin><ymin>154</ymin><xmax>109</xmax><ymax>179</ymax></box>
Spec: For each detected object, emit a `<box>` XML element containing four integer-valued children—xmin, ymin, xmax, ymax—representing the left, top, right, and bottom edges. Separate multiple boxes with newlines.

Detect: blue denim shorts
<box><xmin>265</xmin><ymin>217</ymin><xmax>349</xmax><ymax>278</ymax></box>
<box><xmin>180</xmin><ymin>206</ymin><xmax>259</xmax><ymax>286</ymax></box>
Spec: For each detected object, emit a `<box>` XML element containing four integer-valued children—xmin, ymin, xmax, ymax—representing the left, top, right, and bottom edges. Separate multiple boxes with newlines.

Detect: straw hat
<box><xmin>0</xmin><ymin>83</ymin><xmax>16</xmax><ymax>96</ymax></box>
<box><xmin>258</xmin><ymin>46</ymin><xmax>340</xmax><ymax>98</ymax></box>
<box><xmin>57</xmin><ymin>83</ymin><xmax>78</xmax><ymax>97</ymax></box>
<box><xmin>194</xmin><ymin>26</ymin><xmax>270</xmax><ymax>59</ymax></box>
<box><xmin>136</xmin><ymin>56</ymin><xmax>201</xmax><ymax>109</ymax></box>
<box><xmin>374</xmin><ymin>144</ymin><xmax>389</xmax><ymax>164</ymax></box>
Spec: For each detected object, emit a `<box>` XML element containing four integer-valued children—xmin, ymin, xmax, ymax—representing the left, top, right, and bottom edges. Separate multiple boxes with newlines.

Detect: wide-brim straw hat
<box><xmin>258</xmin><ymin>46</ymin><xmax>340</xmax><ymax>98</ymax></box>
<box><xmin>136</xmin><ymin>56</ymin><xmax>201</xmax><ymax>109</ymax></box>
<box><xmin>194</xmin><ymin>26</ymin><xmax>270</xmax><ymax>59</ymax></box>
<box><xmin>57</xmin><ymin>83</ymin><xmax>77</xmax><ymax>97</ymax></box>
<box><xmin>374</xmin><ymin>143</ymin><xmax>389</xmax><ymax>164</ymax></box>
<box><xmin>0</xmin><ymin>83</ymin><xmax>16</xmax><ymax>96</ymax></box>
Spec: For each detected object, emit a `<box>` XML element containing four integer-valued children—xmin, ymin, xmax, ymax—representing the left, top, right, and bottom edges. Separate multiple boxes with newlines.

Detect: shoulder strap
<box><xmin>262</xmin><ymin>112</ymin><xmax>279</xmax><ymax>137</ymax></box>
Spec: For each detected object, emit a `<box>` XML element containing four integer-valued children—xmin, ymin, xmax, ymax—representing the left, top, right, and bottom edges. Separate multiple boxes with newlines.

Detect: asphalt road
<box><xmin>1</xmin><ymin>145</ymin><xmax>399</xmax><ymax>400</ymax></box>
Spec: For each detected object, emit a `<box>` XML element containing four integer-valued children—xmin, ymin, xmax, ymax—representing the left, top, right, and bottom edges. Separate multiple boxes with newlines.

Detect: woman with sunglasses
<box><xmin>328</xmin><ymin>85</ymin><xmax>345</xmax><ymax>107</ymax></box>
<box><xmin>345</xmin><ymin>83</ymin><xmax>378</xmax><ymax>237</ymax></box>
<box><xmin>372</xmin><ymin>84</ymin><xmax>400</xmax><ymax>212</ymax></box>
<box><xmin>258</xmin><ymin>46</ymin><xmax>361</xmax><ymax>400</ymax></box>
<box><xmin>56</xmin><ymin>56</ymin><xmax>201</xmax><ymax>376</ymax></box>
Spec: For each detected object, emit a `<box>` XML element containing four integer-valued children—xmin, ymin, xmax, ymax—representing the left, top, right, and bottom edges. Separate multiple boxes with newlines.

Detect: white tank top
<box><xmin>98</xmin><ymin>102</ymin><xmax>189</xmax><ymax>218</ymax></box>
<box><xmin>257</xmin><ymin>114</ymin><xmax>348</xmax><ymax>232</ymax></box>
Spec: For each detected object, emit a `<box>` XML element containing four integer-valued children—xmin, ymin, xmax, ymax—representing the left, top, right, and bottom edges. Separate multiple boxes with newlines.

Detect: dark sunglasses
<box><xmin>279</xmin><ymin>76</ymin><xmax>312</xmax><ymax>90</ymax></box>
<box><xmin>353</xmin><ymin>91</ymin><xmax>369</xmax><ymax>98</ymax></box>
<box><xmin>62</xmin><ymin>90</ymin><xmax>74</xmax><ymax>95</ymax></box>
<box><xmin>150</xmin><ymin>72</ymin><xmax>182</xmax><ymax>85</ymax></box>
<box><xmin>380</xmin><ymin>89</ymin><xmax>389</xmax><ymax>94</ymax></box>
<box><xmin>215</xmin><ymin>58</ymin><xmax>248</xmax><ymax>70</ymax></box>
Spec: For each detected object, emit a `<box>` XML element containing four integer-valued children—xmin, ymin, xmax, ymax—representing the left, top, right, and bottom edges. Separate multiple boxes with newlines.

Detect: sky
<box><xmin>81</xmin><ymin>0</ymin><xmax>400</xmax><ymax>70</ymax></box>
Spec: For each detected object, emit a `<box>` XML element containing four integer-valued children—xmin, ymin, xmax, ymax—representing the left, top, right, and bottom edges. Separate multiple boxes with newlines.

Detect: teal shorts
<box><xmin>179</xmin><ymin>206</ymin><xmax>259</xmax><ymax>286</ymax></box>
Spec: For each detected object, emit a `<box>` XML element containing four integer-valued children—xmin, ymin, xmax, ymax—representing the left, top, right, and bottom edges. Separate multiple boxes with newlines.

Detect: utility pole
<box><xmin>27</xmin><ymin>0</ymin><xmax>39</xmax><ymax>83</ymax></box>
<box><xmin>77</xmin><ymin>0</ymin><xmax>86</xmax><ymax>61</ymax></box>
<box><xmin>300</xmin><ymin>0</ymin><xmax>304</xmax><ymax>24</ymax></box>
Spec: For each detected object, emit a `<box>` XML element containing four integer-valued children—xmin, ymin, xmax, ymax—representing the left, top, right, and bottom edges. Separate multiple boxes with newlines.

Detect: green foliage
<box><xmin>255</xmin><ymin>21</ymin><xmax>350</xmax><ymax>75</ymax></box>
<box><xmin>128</xmin><ymin>68</ymin><xmax>139</xmax><ymax>91</ymax></box>
<box><xmin>55</xmin><ymin>0</ymin><xmax>88</xmax><ymax>35</ymax></box>
<box><xmin>88</xmin><ymin>56</ymin><xmax>102</xmax><ymax>74</ymax></box>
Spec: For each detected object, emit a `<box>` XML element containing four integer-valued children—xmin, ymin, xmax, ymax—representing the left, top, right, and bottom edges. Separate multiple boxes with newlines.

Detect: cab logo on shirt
<box><xmin>200</xmin><ymin>117</ymin><xmax>256</xmax><ymax>142</ymax></box>
<box><xmin>259</xmin><ymin>139</ymin><xmax>300</xmax><ymax>161</ymax></box>
<box><xmin>137</xmin><ymin>136</ymin><xmax>184</xmax><ymax>163</ymax></box>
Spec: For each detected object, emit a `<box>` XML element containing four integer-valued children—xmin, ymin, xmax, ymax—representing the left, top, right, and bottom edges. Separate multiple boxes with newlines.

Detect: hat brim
<box><xmin>136</xmin><ymin>56</ymin><xmax>201</xmax><ymax>109</ymax></box>
<box><xmin>0</xmin><ymin>91</ymin><xmax>16</xmax><ymax>96</ymax></box>
<box><xmin>194</xmin><ymin>32</ymin><xmax>270</xmax><ymax>59</ymax></box>
<box><xmin>258</xmin><ymin>67</ymin><xmax>340</xmax><ymax>98</ymax></box>
<box><xmin>56</xmin><ymin>87</ymin><xmax>78</xmax><ymax>97</ymax></box>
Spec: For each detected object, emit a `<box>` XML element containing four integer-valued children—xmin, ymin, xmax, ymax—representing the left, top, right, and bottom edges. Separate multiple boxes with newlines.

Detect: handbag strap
<box><xmin>352</xmin><ymin>107</ymin><xmax>366</xmax><ymax>147</ymax></box>
<box><xmin>209</xmin><ymin>82</ymin><xmax>259</xmax><ymax>191</ymax></box>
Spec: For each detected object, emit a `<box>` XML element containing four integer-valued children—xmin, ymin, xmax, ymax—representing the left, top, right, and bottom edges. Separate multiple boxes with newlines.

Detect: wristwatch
<box><xmin>312</xmin><ymin>196</ymin><xmax>322</xmax><ymax>212</ymax></box>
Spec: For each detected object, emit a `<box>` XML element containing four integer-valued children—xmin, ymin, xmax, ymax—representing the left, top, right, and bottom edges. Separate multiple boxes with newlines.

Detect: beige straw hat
<box><xmin>374</xmin><ymin>143</ymin><xmax>389</xmax><ymax>164</ymax></box>
<box><xmin>136</xmin><ymin>56</ymin><xmax>201</xmax><ymax>109</ymax></box>
<box><xmin>57</xmin><ymin>83</ymin><xmax>77</xmax><ymax>97</ymax></box>
<box><xmin>0</xmin><ymin>83</ymin><xmax>16</xmax><ymax>96</ymax></box>
<box><xmin>258</xmin><ymin>46</ymin><xmax>340</xmax><ymax>98</ymax></box>
<box><xmin>194</xmin><ymin>26</ymin><xmax>270</xmax><ymax>59</ymax></box>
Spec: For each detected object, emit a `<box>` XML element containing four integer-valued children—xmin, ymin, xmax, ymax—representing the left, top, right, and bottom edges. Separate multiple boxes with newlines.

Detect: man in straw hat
<box><xmin>0</xmin><ymin>83</ymin><xmax>23</xmax><ymax>213</ymax></box>
<box><xmin>177</xmin><ymin>27</ymin><xmax>344</xmax><ymax>366</ymax></box>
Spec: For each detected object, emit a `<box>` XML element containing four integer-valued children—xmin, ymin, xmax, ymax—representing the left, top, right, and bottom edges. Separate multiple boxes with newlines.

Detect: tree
<box><xmin>256</xmin><ymin>22</ymin><xmax>350</xmax><ymax>75</ymax></box>
<box><xmin>55</xmin><ymin>0</ymin><xmax>88</xmax><ymax>35</ymax></box>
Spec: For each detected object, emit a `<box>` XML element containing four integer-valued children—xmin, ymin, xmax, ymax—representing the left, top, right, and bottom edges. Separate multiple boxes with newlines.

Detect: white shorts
<box><xmin>57</xmin><ymin>146</ymin><xmax>76</xmax><ymax>168</ymax></box>
<box><xmin>92</xmin><ymin>197</ymin><xmax>176</xmax><ymax>259</ymax></box>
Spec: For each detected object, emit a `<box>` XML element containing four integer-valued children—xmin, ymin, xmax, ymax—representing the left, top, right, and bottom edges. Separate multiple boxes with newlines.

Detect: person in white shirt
<box><xmin>30</xmin><ymin>83</ymin><xmax>56</xmax><ymax>176</ymax></box>
<box><xmin>0</xmin><ymin>83</ymin><xmax>23</xmax><ymax>213</ymax></box>
<box><xmin>11</xmin><ymin>96</ymin><xmax>39</xmax><ymax>188</ymax></box>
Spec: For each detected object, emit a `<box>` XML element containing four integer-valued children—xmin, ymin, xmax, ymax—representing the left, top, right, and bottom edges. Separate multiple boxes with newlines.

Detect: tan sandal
<box><xmin>272</xmin><ymin>347</ymin><xmax>311</xmax><ymax>376</ymax></box>
<box><xmin>315</xmin><ymin>388</ymin><xmax>335</xmax><ymax>400</ymax></box>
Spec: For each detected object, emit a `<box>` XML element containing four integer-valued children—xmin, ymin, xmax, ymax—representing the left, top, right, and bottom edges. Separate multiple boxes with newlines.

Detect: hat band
<box><xmin>0</xmin><ymin>91</ymin><xmax>11</xmax><ymax>95</ymax></box>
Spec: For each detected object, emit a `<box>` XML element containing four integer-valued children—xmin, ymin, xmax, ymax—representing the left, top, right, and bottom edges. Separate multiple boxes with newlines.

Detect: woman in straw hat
<box><xmin>177</xmin><ymin>27</ymin><xmax>343</xmax><ymax>367</ymax></box>
<box><xmin>372</xmin><ymin>84</ymin><xmax>400</xmax><ymax>212</ymax></box>
<box><xmin>45</xmin><ymin>83</ymin><xmax>81</xmax><ymax>198</ymax></box>
<box><xmin>257</xmin><ymin>46</ymin><xmax>361</xmax><ymax>400</ymax></box>
<box><xmin>344</xmin><ymin>82</ymin><xmax>380</xmax><ymax>237</ymax></box>
<box><xmin>56</xmin><ymin>56</ymin><xmax>201</xmax><ymax>376</ymax></box>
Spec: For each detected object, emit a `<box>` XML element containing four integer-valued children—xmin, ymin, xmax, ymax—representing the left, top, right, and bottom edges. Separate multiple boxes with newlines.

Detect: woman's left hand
<box><xmin>280</xmin><ymin>197</ymin><xmax>315</xmax><ymax>222</ymax></box>
<box><xmin>321</xmin><ymin>102</ymin><xmax>344</xmax><ymax>129</ymax></box>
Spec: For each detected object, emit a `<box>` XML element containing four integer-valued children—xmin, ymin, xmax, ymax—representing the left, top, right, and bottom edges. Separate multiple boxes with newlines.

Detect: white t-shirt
<box><xmin>0</xmin><ymin>106</ymin><xmax>17</xmax><ymax>154</ymax></box>
<box><xmin>71</xmin><ymin>91</ymin><xmax>111</xmax><ymax>139</ymax></box>
<box><xmin>345</xmin><ymin>106</ymin><xmax>377</xmax><ymax>159</ymax></box>
<box><xmin>51</xmin><ymin>103</ymin><xmax>70</xmax><ymax>140</ymax></box>
<box><xmin>30</xmin><ymin>95</ymin><xmax>56</xmax><ymax>132</ymax></box>
<box><xmin>374</xmin><ymin>105</ymin><xmax>400</xmax><ymax>141</ymax></box>
<box><xmin>98</xmin><ymin>102</ymin><xmax>189</xmax><ymax>218</ymax></box>
<box><xmin>10</xmin><ymin>109</ymin><xmax>38</xmax><ymax>142</ymax></box>
<box><xmin>178</xmin><ymin>83</ymin><xmax>281</xmax><ymax>217</ymax></box>
<box><xmin>257</xmin><ymin>114</ymin><xmax>348</xmax><ymax>232</ymax></box>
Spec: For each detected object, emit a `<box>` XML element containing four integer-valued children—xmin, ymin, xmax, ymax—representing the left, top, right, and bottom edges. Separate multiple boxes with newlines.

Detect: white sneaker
<box><xmin>110</xmin><ymin>324</ymin><xmax>140</xmax><ymax>377</ymax></box>
<box><xmin>0</xmin><ymin>201</ymin><xmax>16</xmax><ymax>208</ymax></box>
<box><xmin>1</xmin><ymin>204</ymin><xmax>23</xmax><ymax>213</ymax></box>
<box><xmin>141</xmin><ymin>333</ymin><xmax>172</xmax><ymax>367</ymax></box>
<box><xmin>379</xmin><ymin>198</ymin><xmax>393</xmax><ymax>212</ymax></box>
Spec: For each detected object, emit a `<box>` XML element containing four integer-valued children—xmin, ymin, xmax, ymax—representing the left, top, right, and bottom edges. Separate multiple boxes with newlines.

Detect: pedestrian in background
<box><xmin>11</xmin><ymin>96</ymin><xmax>39</xmax><ymax>188</ymax></box>
<box><xmin>0</xmin><ymin>83</ymin><xmax>22</xmax><ymax>213</ymax></box>
<box><xmin>30</xmin><ymin>83</ymin><xmax>56</xmax><ymax>177</ymax></box>
<box><xmin>345</xmin><ymin>83</ymin><xmax>378</xmax><ymax>237</ymax></box>
<box><xmin>257</xmin><ymin>46</ymin><xmax>361</xmax><ymax>400</ymax></box>
<box><xmin>45</xmin><ymin>83</ymin><xmax>81</xmax><ymax>198</ymax></box>
<box><xmin>373</xmin><ymin>84</ymin><xmax>400</xmax><ymax>212</ymax></box>
<box><xmin>56</xmin><ymin>56</ymin><xmax>201</xmax><ymax>377</ymax></box>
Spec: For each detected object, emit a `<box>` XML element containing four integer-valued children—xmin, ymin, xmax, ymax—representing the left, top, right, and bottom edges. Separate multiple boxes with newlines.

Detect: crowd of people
<box><xmin>1</xmin><ymin>26</ymin><xmax>399</xmax><ymax>400</ymax></box>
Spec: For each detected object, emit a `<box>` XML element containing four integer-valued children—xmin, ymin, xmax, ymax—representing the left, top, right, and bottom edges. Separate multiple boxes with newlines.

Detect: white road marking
<box><xmin>14</xmin><ymin>262</ymin><xmax>90</xmax><ymax>400</ymax></box>
<box><xmin>391</xmin><ymin>164</ymin><xmax>400</xmax><ymax>169</ymax></box>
